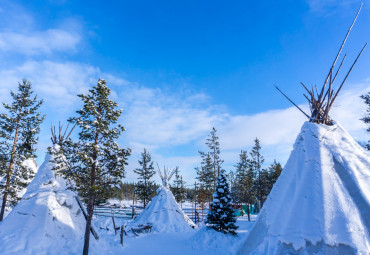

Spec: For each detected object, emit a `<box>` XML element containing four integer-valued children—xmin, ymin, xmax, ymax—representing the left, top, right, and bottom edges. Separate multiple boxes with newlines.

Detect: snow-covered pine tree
<box><xmin>134</xmin><ymin>148</ymin><xmax>155</xmax><ymax>208</ymax></box>
<box><xmin>171</xmin><ymin>167</ymin><xmax>186</xmax><ymax>205</ymax></box>
<box><xmin>195</xmin><ymin>152</ymin><xmax>215</xmax><ymax>203</ymax></box>
<box><xmin>57</xmin><ymin>79</ymin><xmax>131</xmax><ymax>255</ymax></box>
<box><xmin>206</xmin><ymin>173</ymin><xmax>238</xmax><ymax>235</ymax></box>
<box><xmin>234</xmin><ymin>150</ymin><xmax>255</xmax><ymax>221</ymax></box>
<box><xmin>361</xmin><ymin>92</ymin><xmax>370</xmax><ymax>150</ymax></box>
<box><xmin>250</xmin><ymin>138</ymin><xmax>265</xmax><ymax>211</ymax></box>
<box><xmin>0</xmin><ymin>80</ymin><xmax>44</xmax><ymax>221</ymax></box>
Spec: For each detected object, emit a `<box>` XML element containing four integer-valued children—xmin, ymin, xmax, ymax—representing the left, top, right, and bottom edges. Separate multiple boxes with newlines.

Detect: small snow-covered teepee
<box><xmin>0</xmin><ymin>123</ymin><xmax>91</xmax><ymax>255</ymax></box>
<box><xmin>131</xmin><ymin>164</ymin><xmax>195</xmax><ymax>232</ymax></box>
<box><xmin>239</xmin><ymin>4</ymin><xmax>370</xmax><ymax>255</ymax></box>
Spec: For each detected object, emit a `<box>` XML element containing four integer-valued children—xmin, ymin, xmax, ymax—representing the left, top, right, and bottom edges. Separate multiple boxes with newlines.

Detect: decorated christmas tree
<box><xmin>206</xmin><ymin>173</ymin><xmax>238</xmax><ymax>235</ymax></box>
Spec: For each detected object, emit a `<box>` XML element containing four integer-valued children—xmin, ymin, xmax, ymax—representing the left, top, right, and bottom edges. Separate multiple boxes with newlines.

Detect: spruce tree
<box><xmin>56</xmin><ymin>79</ymin><xmax>130</xmax><ymax>255</ymax></box>
<box><xmin>250</xmin><ymin>138</ymin><xmax>265</xmax><ymax>211</ymax></box>
<box><xmin>234</xmin><ymin>150</ymin><xmax>255</xmax><ymax>221</ymax></box>
<box><xmin>134</xmin><ymin>148</ymin><xmax>155</xmax><ymax>208</ymax></box>
<box><xmin>171</xmin><ymin>167</ymin><xmax>186</xmax><ymax>205</ymax></box>
<box><xmin>361</xmin><ymin>92</ymin><xmax>370</xmax><ymax>150</ymax></box>
<box><xmin>206</xmin><ymin>173</ymin><xmax>238</xmax><ymax>235</ymax></box>
<box><xmin>0</xmin><ymin>80</ymin><xmax>44</xmax><ymax>221</ymax></box>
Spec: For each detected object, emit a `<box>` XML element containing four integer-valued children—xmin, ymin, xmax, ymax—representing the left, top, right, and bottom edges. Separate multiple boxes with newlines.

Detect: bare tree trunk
<box><xmin>247</xmin><ymin>204</ymin><xmax>250</xmax><ymax>221</ymax></box>
<box><xmin>0</xmin><ymin>116</ymin><xmax>21</xmax><ymax>221</ymax></box>
<box><xmin>82</xmin><ymin>130</ymin><xmax>99</xmax><ymax>255</ymax></box>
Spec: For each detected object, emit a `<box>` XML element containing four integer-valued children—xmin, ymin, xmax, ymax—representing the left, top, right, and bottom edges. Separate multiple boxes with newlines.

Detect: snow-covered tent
<box><xmin>239</xmin><ymin>122</ymin><xmax>370</xmax><ymax>254</ymax></box>
<box><xmin>239</xmin><ymin>5</ymin><xmax>370</xmax><ymax>254</ymax></box>
<box><xmin>0</xmin><ymin>147</ymin><xmax>91</xmax><ymax>255</ymax></box>
<box><xmin>131</xmin><ymin>166</ymin><xmax>195</xmax><ymax>232</ymax></box>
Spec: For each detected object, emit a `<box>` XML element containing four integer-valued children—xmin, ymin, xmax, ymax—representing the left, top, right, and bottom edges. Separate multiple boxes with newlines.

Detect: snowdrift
<box><xmin>0</xmin><ymin>149</ymin><xmax>96</xmax><ymax>255</ymax></box>
<box><xmin>239</xmin><ymin>122</ymin><xmax>370</xmax><ymax>254</ymax></box>
<box><xmin>131</xmin><ymin>186</ymin><xmax>195</xmax><ymax>232</ymax></box>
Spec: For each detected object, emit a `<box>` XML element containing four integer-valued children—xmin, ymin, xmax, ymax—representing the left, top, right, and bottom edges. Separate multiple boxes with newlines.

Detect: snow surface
<box><xmin>0</xmin><ymin>148</ymin><xmax>258</xmax><ymax>254</ymax></box>
<box><xmin>239</xmin><ymin>121</ymin><xmax>370</xmax><ymax>254</ymax></box>
<box><xmin>130</xmin><ymin>186</ymin><xmax>195</xmax><ymax>232</ymax></box>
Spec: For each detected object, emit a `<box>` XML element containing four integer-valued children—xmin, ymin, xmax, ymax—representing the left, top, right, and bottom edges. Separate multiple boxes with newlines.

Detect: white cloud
<box><xmin>0</xmin><ymin>1</ymin><xmax>82</xmax><ymax>56</ymax></box>
<box><xmin>0</xmin><ymin>61</ymin><xmax>100</xmax><ymax>109</ymax></box>
<box><xmin>0</xmin><ymin>29</ymin><xmax>80</xmax><ymax>56</ymax></box>
<box><xmin>116</xmin><ymin>83</ymin><xmax>226</xmax><ymax>147</ymax></box>
<box><xmin>306</xmin><ymin>0</ymin><xmax>362</xmax><ymax>15</ymax></box>
<box><xmin>0</xmin><ymin>59</ymin><xmax>368</xmax><ymax>183</ymax></box>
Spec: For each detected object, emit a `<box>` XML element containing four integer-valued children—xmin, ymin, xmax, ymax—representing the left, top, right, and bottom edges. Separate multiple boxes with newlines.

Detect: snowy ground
<box><xmin>93</xmin><ymin>214</ymin><xmax>257</xmax><ymax>255</ymax></box>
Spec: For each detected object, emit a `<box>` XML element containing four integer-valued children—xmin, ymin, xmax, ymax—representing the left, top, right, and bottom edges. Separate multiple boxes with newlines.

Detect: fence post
<box><xmin>120</xmin><ymin>225</ymin><xmax>124</xmax><ymax>246</ymax></box>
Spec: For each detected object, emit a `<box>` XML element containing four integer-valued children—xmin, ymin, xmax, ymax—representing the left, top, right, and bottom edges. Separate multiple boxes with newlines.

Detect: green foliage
<box><xmin>195</xmin><ymin>152</ymin><xmax>215</xmax><ymax>202</ymax></box>
<box><xmin>0</xmin><ymin>80</ymin><xmax>44</xmax><ymax>211</ymax></box>
<box><xmin>134</xmin><ymin>149</ymin><xmax>156</xmax><ymax>208</ymax></box>
<box><xmin>206</xmin><ymin>127</ymin><xmax>224</xmax><ymax>178</ymax></box>
<box><xmin>206</xmin><ymin>174</ymin><xmax>238</xmax><ymax>235</ymax></box>
<box><xmin>196</xmin><ymin>127</ymin><xmax>224</xmax><ymax>202</ymax></box>
<box><xmin>361</xmin><ymin>92</ymin><xmax>370</xmax><ymax>150</ymax></box>
<box><xmin>233</xmin><ymin>150</ymin><xmax>255</xmax><ymax>205</ymax></box>
<box><xmin>250</xmin><ymin>138</ymin><xmax>265</xmax><ymax>209</ymax></box>
<box><xmin>170</xmin><ymin>167</ymin><xmax>186</xmax><ymax>204</ymax></box>
<box><xmin>53</xmin><ymin>79</ymin><xmax>131</xmax><ymax>203</ymax></box>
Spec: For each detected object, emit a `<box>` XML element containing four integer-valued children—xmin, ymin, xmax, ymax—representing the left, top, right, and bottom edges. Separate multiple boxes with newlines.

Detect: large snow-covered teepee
<box><xmin>0</xmin><ymin>124</ymin><xmax>93</xmax><ymax>255</ymax></box>
<box><xmin>239</xmin><ymin>4</ymin><xmax>370</xmax><ymax>255</ymax></box>
<box><xmin>131</xmin><ymin>165</ymin><xmax>195</xmax><ymax>232</ymax></box>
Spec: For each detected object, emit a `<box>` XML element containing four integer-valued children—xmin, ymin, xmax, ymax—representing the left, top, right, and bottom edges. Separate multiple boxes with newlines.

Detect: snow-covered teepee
<box><xmin>239</xmin><ymin>5</ymin><xmax>370</xmax><ymax>255</ymax></box>
<box><xmin>131</xmin><ymin>165</ymin><xmax>195</xmax><ymax>232</ymax></box>
<box><xmin>0</xmin><ymin>123</ymin><xmax>91</xmax><ymax>255</ymax></box>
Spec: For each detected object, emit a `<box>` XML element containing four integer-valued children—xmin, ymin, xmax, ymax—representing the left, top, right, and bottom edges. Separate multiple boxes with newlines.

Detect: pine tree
<box><xmin>171</xmin><ymin>167</ymin><xmax>186</xmax><ymax>205</ymax></box>
<box><xmin>134</xmin><ymin>148</ymin><xmax>155</xmax><ymax>208</ymax></box>
<box><xmin>250</xmin><ymin>138</ymin><xmax>265</xmax><ymax>211</ymax></box>
<box><xmin>0</xmin><ymin>80</ymin><xmax>44</xmax><ymax>221</ymax></box>
<box><xmin>206</xmin><ymin>173</ymin><xmax>238</xmax><ymax>235</ymax></box>
<box><xmin>56</xmin><ymin>79</ymin><xmax>131</xmax><ymax>255</ymax></box>
<box><xmin>267</xmin><ymin>160</ymin><xmax>282</xmax><ymax>192</ymax></box>
<box><xmin>195</xmin><ymin>152</ymin><xmax>215</xmax><ymax>203</ymax></box>
<box><xmin>234</xmin><ymin>150</ymin><xmax>255</xmax><ymax>221</ymax></box>
<box><xmin>361</xmin><ymin>92</ymin><xmax>370</xmax><ymax>150</ymax></box>
<box><xmin>206</xmin><ymin>127</ymin><xmax>224</xmax><ymax>182</ymax></box>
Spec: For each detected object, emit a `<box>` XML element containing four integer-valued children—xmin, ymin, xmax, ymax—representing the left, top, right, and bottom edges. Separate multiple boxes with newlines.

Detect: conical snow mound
<box><xmin>131</xmin><ymin>186</ymin><xmax>195</xmax><ymax>232</ymax></box>
<box><xmin>0</xmin><ymin>148</ymin><xmax>89</xmax><ymax>255</ymax></box>
<box><xmin>239</xmin><ymin>121</ymin><xmax>370</xmax><ymax>254</ymax></box>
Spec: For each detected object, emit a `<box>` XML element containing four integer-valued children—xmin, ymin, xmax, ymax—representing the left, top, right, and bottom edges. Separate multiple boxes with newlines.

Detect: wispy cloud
<box><xmin>0</xmin><ymin>1</ymin><xmax>81</xmax><ymax>56</ymax></box>
<box><xmin>306</xmin><ymin>0</ymin><xmax>362</xmax><ymax>15</ymax></box>
<box><xmin>0</xmin><ymin>59</ymin><xmax>368</xmax><ymax>182</ymax></box>
<box><xmin>0</xmin><ymin>29</ymin><xmax>80</xmax><ymax>56</ymax></box>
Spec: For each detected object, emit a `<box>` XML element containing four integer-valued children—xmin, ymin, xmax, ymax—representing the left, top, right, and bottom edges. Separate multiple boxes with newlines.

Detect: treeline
<box><xmin>193</xmin><ymin>127</ymin><xmax>283</xmax><ymax>220</ymax></box>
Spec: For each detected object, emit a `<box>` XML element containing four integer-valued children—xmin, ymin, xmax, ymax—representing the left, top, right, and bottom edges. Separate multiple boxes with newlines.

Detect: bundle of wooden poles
<box><xmin>276</xmin><ymin>3</ymin><xmax>367</xmax><ymax>126</ymax></box>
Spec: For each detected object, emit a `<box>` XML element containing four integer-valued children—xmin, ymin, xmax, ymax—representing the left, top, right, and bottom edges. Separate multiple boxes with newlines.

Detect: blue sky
<box><xmin>0</xmin><ymin>0</ymin><xmax>369</xmax><ymax>184</ymax></box>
